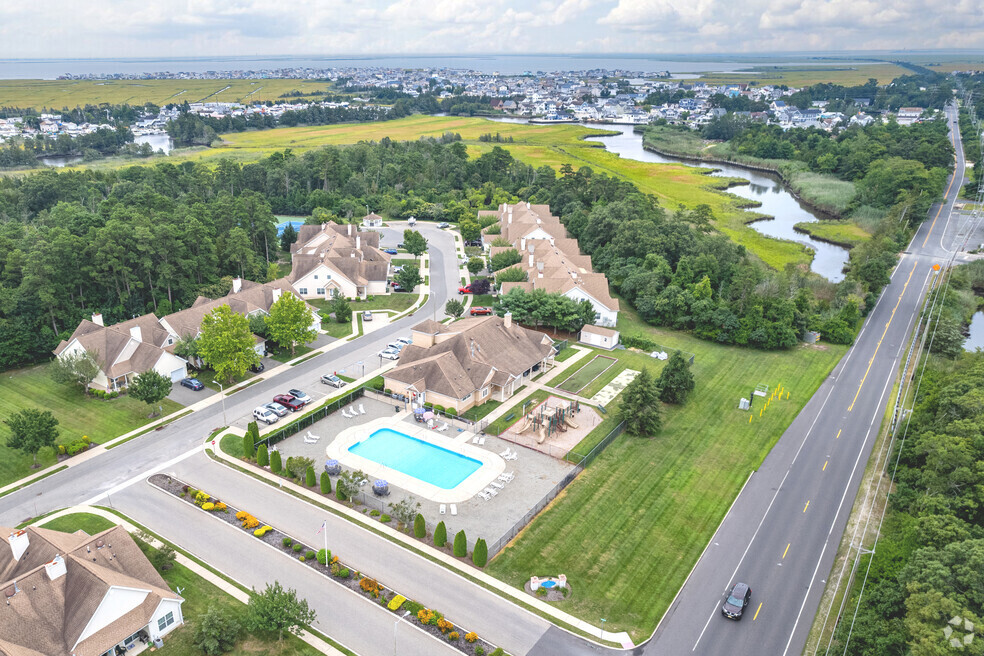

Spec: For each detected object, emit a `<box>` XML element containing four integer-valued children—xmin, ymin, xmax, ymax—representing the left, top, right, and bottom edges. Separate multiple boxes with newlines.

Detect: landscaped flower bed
<box><xmin>149</xmin><ymin>473</ymin><xmax>508</xmax><ymax>656</ymax></box>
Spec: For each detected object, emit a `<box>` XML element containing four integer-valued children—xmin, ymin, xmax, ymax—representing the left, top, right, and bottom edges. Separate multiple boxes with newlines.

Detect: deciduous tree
<box><xmin>264</xmin><ymin>292</ymin><xmax>317</xmax><ymax>355</ymax></box>
<box><xmin>246</xmin><ymin>581</ymin><xmax>316</xmax><ymax>642</ymax></box>
<box><xmin>395</xmin><ymin>264</ymin><xmax>422</xmax><ymax>292</ymax></box>
<box><xmin>5</xmin><ymin>408</ymin><xmax>59</xmax><ymax>466</ymax></box>
<box><xmin>402</xmin><ymin>229</ymin><xmax>427</xmax><ymax>259</ymax></box>
<box><xmin>49</xmin><ymin>351</ymin><xmax>101</xmax><ymax>392</ymax></box>
<box><xmin>445</xmin><ymin>299</ymin><xmax>464</xmax><ymax>318</ymax></box>
<box><xmin>197</xmin><ymin>305</ymin><xmax>260</xmax><ymax>383</ymax></box>
<box><xmin>128</xmin><ymin>370</ymin><xmax>173</xmax><ymax>416</ymax></box>
<box><xmin>617</xmin><ymin>368</ymin><xmax>662</xmax><ymax>437</ymax></box>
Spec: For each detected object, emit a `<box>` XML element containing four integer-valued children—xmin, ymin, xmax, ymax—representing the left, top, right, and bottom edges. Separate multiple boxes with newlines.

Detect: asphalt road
<box><xmin>0</xmin><ymin>222</ymin><xmax>458</xmax><ymax>525</ymax></box>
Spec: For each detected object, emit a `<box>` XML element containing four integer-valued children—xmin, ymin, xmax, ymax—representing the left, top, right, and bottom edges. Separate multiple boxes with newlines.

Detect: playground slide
<box><xmin>537</xmin><ymin>426</ymin><xmax>547</xmax><ymax>444</ymax></box>
<box><xmin>518</xmin><ymin>417</ymin><xmax>535</xmax><ymax>434</ymax></box>
<box><xmin>565</xmin><ymin>416</ymin><xmax>579</xmax><ymax>430</ymax></box>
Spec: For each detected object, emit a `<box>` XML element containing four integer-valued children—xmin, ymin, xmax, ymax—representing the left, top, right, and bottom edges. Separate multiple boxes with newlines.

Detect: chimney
<box><xmin>520</xmin><ymin>237</ymin><xmax>526</xmax><ymax>251</ymax></box>
<box><xmin>526</xmin><ymin>202</ymin><xmax>531</xmax><ymax>209</ymax></box>
<box><xmin>356</xmin><ymin>235</ymin><xmax>361</xmax><ymax>251</ymax></box>
<box><xmin>504</xmin><ymin>312</ymin><xmax>513</xmax><ymax>329</ymax></box>
<box><xmin>347</xmin><ymin>224</ymin><xmax>352</xmax><ymax>236</ymax></box>
<box><xmin>91</xmin><ymin>313</ymin><xmax>104</xmax><ymax>327</ymax></box>
<box><xmin>232</xmin><ymin>277</ymin><xmax>242</xmax><ymax>294</ymax></box>
<box><xmin>272</xmin><ymin>288</ymin><xmax>282</xmax><ymax>304</ymax></box>
<box><xmin>8</xmin><ymin>530</ymin><xmax>28</xmax><ymax>561</ymax></box>
<box><xmin>44</xmin><ymin>555</ymin><xmax>66</xmax><ymax>581</ymax></box>
<box><xmin>528</xmin><ymin>253</ymin><xmax>534</xmax><ymax>267</ymax></box>
<box><xmin>321</xmin><ymin>222</ymin><xmax>326</xmax><ymax>231</ymax></box>
<box><xmin>129</xmin><ymin>326</ymin><xmax>142</xmax><ymax>343</ymax></box>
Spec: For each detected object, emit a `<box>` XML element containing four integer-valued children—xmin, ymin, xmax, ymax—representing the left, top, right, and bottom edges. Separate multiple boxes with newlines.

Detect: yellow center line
<box><xmin>753</xmin><ymin>602</ymin><xmax>763</xmax><ymax>621</ymax></box>
<box><xmin>803</xmin><ymin>500</ymin><xmax>810</xmax><ymax>513</ymax></box>
<box><xmin>823</xmin><ymin>460</ymin><xmax>828</xmax><ymax>471</ymax></box>
<box><xmin>848</xmin><ymin>262</ymin><xmax>917</xmax><ymax>411</ymax></box>
<box><xmin>783</xmin><ymin>543</ymin><xmax>790</xmax><ymax>559</ymax></box>
<box><xmin>921</xmin><ymin>122</ymin><xmax>958</xmax><ymax>248</ymax></box>
<box><xmin>836</xmin><ymin>429</ymin><xmax>841</xmax><ymax>439</ymax></box>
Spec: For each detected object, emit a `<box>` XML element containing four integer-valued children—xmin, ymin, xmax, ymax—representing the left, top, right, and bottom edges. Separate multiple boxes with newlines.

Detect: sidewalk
<box><xmin>34</xmin><ymin>505</ymin><xmax>346</xmax><ymax>656</ymax></box>
<box><xmin>210</xmin><ymin>427</ymin><xmax>634</xmax><ymax>648</ymax></box>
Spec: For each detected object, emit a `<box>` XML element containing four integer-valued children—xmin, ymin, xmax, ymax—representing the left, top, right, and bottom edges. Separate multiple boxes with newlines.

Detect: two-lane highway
<box><xmin>647</xmin><ymin>102</ymin><xmax>968</xmax><ymax>656</ymax></box>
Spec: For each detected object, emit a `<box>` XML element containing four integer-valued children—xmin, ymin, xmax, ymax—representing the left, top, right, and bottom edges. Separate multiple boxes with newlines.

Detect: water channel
<box><xmin>40</xmin><ymin>132</ymin><xmax>174</xmax><ymax>167</ymax></box>
<box><xmin>485</xmin><ymin>116</ymin><xmax>850</xmax><ymax>281</ymax></box>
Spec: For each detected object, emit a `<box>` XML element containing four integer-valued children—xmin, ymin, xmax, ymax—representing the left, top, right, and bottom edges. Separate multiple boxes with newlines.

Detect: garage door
<box><xmin>170</xmin><ymin>368</ymin><xmax>186</xmax><ymax>382</ymax></box>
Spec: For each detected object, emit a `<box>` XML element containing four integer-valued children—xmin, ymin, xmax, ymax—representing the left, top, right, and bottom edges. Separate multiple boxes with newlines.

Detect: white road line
<box><xmin>781</xmin><ymin>363</ymin><xmax>895</xmax><ymax>655</ymax></box>
<box><xmin>81</xmin><ymin>444</ymin><xmax>203</xmax><ymax>506</ymax></box>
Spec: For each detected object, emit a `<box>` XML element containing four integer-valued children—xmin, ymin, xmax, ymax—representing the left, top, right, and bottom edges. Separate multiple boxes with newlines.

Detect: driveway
<box><xmin>167</xmin><ymin>380</ymin><xmax>216</xmax><ymax>406</ymax></box>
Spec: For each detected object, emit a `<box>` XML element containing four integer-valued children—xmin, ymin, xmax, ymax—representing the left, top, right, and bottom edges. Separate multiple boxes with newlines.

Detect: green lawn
<box><xmin>553</xmin><ymin>347</ymin><xmax>580</xmax><ymax>362</ymax></box>
<box><xmin>487</xmin><ymin>306</ymin><xmax>847</xmax><ymax>640</ymax></box>
<box><xmin>190</xmin><ymin>367</ymin><xmax>256</xmax><ymax>392</ymax></box>
<box><xmin>554</xmin><ymin>355</ymin><xmax>618</xmax><ymax>394</ymax></box>
<box><xmin>321</xmin><ymin>320</ymin><xmax>354</xmax><ymax>339</ymax></box>
<box><xmin>460</xmin><ymin>398</ymin><xmax>504</xmax><ymax>422</ymax></box>
<box><xmin>268</xmin><ymin>344</ymin><xmax>314</xmax><ymax>363</ymax></box>
<box><xmin>0</xmin><ymin>364</ymin><xmax>183</xmax><ymax>488</ymax></box>
<box><xmin>41</xmin><ymin>512</ymin><xmax>324</xmax><ymax>656</ymax></box>
<box><xmin>350</xmin><ymin>294</ymin><xmax>417</xmax><ymax>312</ymax></box>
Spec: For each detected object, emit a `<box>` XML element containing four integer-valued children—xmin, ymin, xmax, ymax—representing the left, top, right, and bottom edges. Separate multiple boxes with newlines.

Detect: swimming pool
<box><xmin>348</xmin><ymin>428</ymin><xmax>482</xmax><ymax>489</ymax></box>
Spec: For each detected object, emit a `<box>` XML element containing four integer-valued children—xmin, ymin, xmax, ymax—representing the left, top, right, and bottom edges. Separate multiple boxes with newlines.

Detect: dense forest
<box><xmin>829</xmin><ymin>264</ymin><xmax>984</xmax><ymax>655</ymax></box>
<box><xmin>0</xmin><ymin>130</ymin><xmax>904</xmax><ymax>370</ymax></box>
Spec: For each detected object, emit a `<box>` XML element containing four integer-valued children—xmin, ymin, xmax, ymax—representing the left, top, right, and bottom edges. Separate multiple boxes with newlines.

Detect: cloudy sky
<box><xmin>0</xmin><ymin>0</ymin><xmax>981</xmax><ymax>59</ymax></box>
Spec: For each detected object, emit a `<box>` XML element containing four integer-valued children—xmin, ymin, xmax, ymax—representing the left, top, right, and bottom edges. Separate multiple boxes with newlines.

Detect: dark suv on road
<box><xmin>721</xmin><ymin>582</ymin><xmax>751</xmax><ymax>620</ymax></box>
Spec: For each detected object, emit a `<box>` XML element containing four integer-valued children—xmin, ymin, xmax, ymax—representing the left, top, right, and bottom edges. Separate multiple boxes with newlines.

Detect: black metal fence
<box><xmin>487</xmin><ymin>419</ymin><xmax>625</xmax><ymax>555</ymax></box>
<box><xmin>258</xmin><ymin>388</ymin><xmax>365</xmax><ymax>448</ymax></box>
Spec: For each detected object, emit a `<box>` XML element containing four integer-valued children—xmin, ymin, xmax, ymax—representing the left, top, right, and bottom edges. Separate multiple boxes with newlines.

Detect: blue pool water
<box><xmin>348</xmin><ymin>429</ymin><xmax>482</xmax><ymax>489</ymax></box>
<box><xmin>540</xmin><ymin>581</ymin><xmax>557</xmax><ymax>589</ymax></box>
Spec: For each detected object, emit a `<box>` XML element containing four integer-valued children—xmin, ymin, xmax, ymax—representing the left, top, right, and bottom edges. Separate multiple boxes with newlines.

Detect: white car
<box><xmin>387</xmin><ymin>342</ymin><xmax>405</xmax><ymax>352</ymax></box>
<box><xmin>379</xmin><ymin>349</ymin><xmax>401</xmax><ymax>360</ymax></box>
<box><xmin>397</xmin><ymin>337</ymin><xmax>413</xmax><ymax>346</ymax></box>
<box><xmin>287</xmin><ymin>388</ymin><xmax>312</xmax><ymax>404</ymax></box>
<box><xmin>253</xmin><ymin>406</ymin><xmax>279</xmax><ymax>425</ymax></box>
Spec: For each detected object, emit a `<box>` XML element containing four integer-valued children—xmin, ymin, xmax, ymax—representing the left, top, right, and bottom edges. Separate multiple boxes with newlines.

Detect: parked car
<box><xmin>321</xmin><ymin>374</ymin><xmax>345</xmax><ymax>388</ymax></box>
<box><xmin>383</xmin><ymin>248</ymin><xmax>398</xmax><ymax>255</ymax></box>
<box><xmin>470</xmin><ymin>306</ymin><xmax>493</xmax><ymax>316</ymax></box>
<box><xmin>250</xmin><ymin>361</ymin><xmax>265</xmax><ymax>373</ymax></box>
<box><xmin>387</xmin><ymin>342</ymin><xmax>405</xmax><ymax>352</ymax></box>
<box><xmin>264</xmin><ymin>402</ymin><xmax>289</xmax><ymax>418</ymax></box>
<box><xmin>397</xmin><ymin>337</ymin><xmax>413</xmax><ymax>346</ymax></box>
<box><xmin>437</xmin><ymin>222</ymin><xmax>450</xmax><ymax>229</ymax></box>
<box><xmin>721</xmin><ymin>582</ymin><xmax>752</xmax><ymax>620</ymax></box>
<box><xmin>391</xmin><ymin>284</ymin><xmax>406</xmax><ymax>293</ymax></box>
<box><xmin>458</xmin><ymin>285</ymin><xmax>473</xmax><ymax>294</ymax></box>
<box><xmin>379</xmin><ymin>349</ymin><xmax>401</xmax><ymax>360</ymax></box>
<box><xmin>287</xmin><ymin>388</ymin><xmax>312</xmax><ymax>404</ymax></box>
<box><xmin>273</xmin><ymin>394</ymin><xmax>305</xmax><ymax>411</ymax></box>
<box><xmin>397</xmin><ymin>242</ymin><xmax>405</xmax><ymax>249</ymax></box>
<box><xmin>180</xmin><ymin>377</ymin><xmax>204</xmax><ymax>391</ymax></box>
<box><xmin>362</xmin><ymin>310</ymin><xmax>373</xmax><ymax>321</ymax></box>
<box><xmin>392</xmin><ymin>265</ymin><xmax>403</xmax><ymax>273</ymax></box>
<box><xmin>466</xmin><ymin>239</ymin><xmax>483</xmax><ymax>247</ymax></box>
<box><xmin>253</xmin><ymin>406</ymin><xmax>279</xmax><ymax>424</ymax></box>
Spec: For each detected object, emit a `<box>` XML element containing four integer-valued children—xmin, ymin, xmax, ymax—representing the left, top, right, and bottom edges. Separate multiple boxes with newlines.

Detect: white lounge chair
<box><xmin>479</xmin><ymin>491</ymin><xmax>491</xmax><ymax>501</ymax></box>
<box><xmin>499</xmin><ymin>448</ymin><xmax>510</xmax><ymax>458</ymax></box>
<box><xmin>505</xmin><ymin>452</ymin><xmax>518</xmax><ymax>461</ymax></box>
<box><xmin>490</xmin><ymin>481</ymin><xmax>504</xmax><ymax>490</ymax></box>
<box><xmin>303</xmin><ymin>435</ymin><xmax>319</xmax><ymax>444</ymax></box>
<box><xmin>478</xmin><ymin>437</ymin><xmax>485</xmax><ymax>446</ymax></box>
<box><xmin>484</xmin><ymin>487</ymin><xmax>498</xmax><ymax>497</ymax></box>
<box><xmin>472</xmin><ymin>435</ymin><xmax>481</xmax><ymax>444</ymax></box>
<box><xmin>358</xmin><ymin>404</ymin><xmax>366</xmax><ymax>415</ymax></box>
<box><xmin>349</xmin><ymin>405</ymin><xmax>358</xmax><ymax>415</ymax></box>
<box><xmin>438</xmin><ymin>422</ymin><xmax>449</xmax><ymax>432</ymax></box>
<box><xmin>439</xmin><ymin>504</ymin><xmax>447</xmax><ymax>515</ymax></box>
<box><xmin>450</xmin><ymin>504</ymin><xmax>458</xmax><ymax>516</ymax></box>
<box><xmin>499</xmin><ymin>471</ymin><xmax>515</xmax><ymax>482</ymax></box>
<box><xmin>341</xmin><ymin>409</ymin><xmax>352</xmax><ymax>418</ymax></box>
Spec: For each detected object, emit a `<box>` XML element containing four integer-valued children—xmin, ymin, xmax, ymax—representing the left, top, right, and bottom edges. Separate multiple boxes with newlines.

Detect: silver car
<box><xmin>253</xmin><ymin>406</ymin><xmax>279</xmax><ymax>425</ymax></box>
<box><xmin>379</xmin><ymin>349</ymin><xmax>400</xmax><ymax>360</ymax></box>
<box><xmin>287</xmin><ymin>388</ymin><xmax>311</xmax><ymax>404</ymax></box>
<box><xmin>264</xmin><ymin>402</ymin><xmax>289</xmax><ymax>418</ymax></box>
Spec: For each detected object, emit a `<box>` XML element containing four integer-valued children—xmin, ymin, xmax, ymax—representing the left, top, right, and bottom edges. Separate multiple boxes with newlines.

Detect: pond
<box><xmin>965</xmin><ymin>311</ymin><xmax>984</xmax><ymax>352</ymax></box>
<box><xmin>40</xmin><ymin>132</ymin><xmax>173</xmax><ymax>167</ymax></box>
<box><xmin>483</xmin><ymin>116</ymin><xmax>849</xmax><ymax>281</ymax></box>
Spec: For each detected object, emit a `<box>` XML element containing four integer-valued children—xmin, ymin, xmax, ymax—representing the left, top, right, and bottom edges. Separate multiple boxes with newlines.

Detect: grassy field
<box><xmin>0</xmin><ymin>78</ymin><xmax>333</xmax><ymax>110</ymax></box>
<box><xmin>795</xmin><ymin>220</ymin><xmax>872</xmax><ymax>247</ymax></box>
<box><xmin>0</xmin><ymin>364</ymin><xmax>183</xmax><ymax>488</ymax></box>
<box><xmin>487</xmin><ymin>305</ymin><xmax>847</xmax><ymax>640</ymax></box>
<box><xmin>554</xmin><ymin>355</ymin><xmax>617</xmax><ymax>393</ymax></box>
<box><xmin>41</xmin><ymin>512</ymin><xmax>323</xmax><ymax>656</ymax></box>
<box><xmin>693</xmin><ymin>62</ymin><xmax>908</xmax><ymax>87</ymax></box>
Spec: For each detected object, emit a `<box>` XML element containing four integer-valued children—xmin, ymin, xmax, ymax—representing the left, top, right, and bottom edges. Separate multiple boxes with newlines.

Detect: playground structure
<box><xmin>517</xmin><ymin>398</ymin><xmax>582</xmax><ymax>444</ymax></box>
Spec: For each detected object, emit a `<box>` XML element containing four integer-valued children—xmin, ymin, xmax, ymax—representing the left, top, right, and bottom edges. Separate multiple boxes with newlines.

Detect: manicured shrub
<box><xmin>475</xmin><ymin>647</ymin><xmax>485</xmax><ymax>656</ymax></box>
<box><xmin>317</xmin><ymin>549</ymin><xmax>331</xmax><ymax>565</ymax></box>
<box><xmin>57</xmin><ymin>445</ymin><xmax>66</xmax><ymax>455</ymax></box>
<box><xmin>336</xmin><ymin>486</ymin><xmax>347</xmax><ymax>502</ymax></box>
<box><xmin>448</xmin><ymin>631</ymin><xmax>460</xmax><ymax>641</ymax></box>
<box><xmin>270</xmin><ymin>449</ymin><xmax>282</xmax><ymax>474</ymax></box>
<box><xmin>214</xmin><ymin>502</ymin><xmax>227</xmax><ymax>511</ymax></box>
<box><xmin>388</xmin><ymin>595</ymin><xmax>406</xmax><ymax>611</ymax></box>
<box><xmin>339</xmin><ymin>568</ymin><xmax>350</xmax><ymax>578</ymax></box>
<box><xmin>464</xmin><ymin>632</ymin><xmax>478</xmax><ymax>643</ymax></box>
<box><xmin>305</xmin><ymin>466</ymin><xmax>316</xmax><ymax>487</ymax></box>
<box><xmin>433</xmin><ymin>405</ymin><xmax>445</xmax><ymax>414</ymax></box>
<box><xmin>370</xmin><ymin>509</ymin><xmax>380</xmax><ymax>517</ymax></box>
<box><xmin>472</xmin><ymin>538</ymin><xmax>488</xmax><ymax>568</ymax></box>
<box><xmin>437</xmin><ymin>618</ymin><xmax>453</xmax><ymax>634</ymax></box>
<box><xmin>299</xmin><ymin>556</ymin><xmax>306</xmax><ymax>562</ymax></box>
<box><xmin>202</xmin><ymin>502</ymin><xmax>215</xmax><ymax>511</ymax></box>
<box><xmin>380</xmin><ymin>514</ymin><xmax>391</xmax><ymax>523</ymax></box>
<box><xmin>413</xmin><ymin>513</ymin><xmax>426</xmax><ymax>538</ymax></box>
<box><xmin>536</xmin><ymin>586</ymin><xmax>547</xmax><ymax>597</ymax></box>
<box><xmin>453</xmin><ymin>530</ymin><xmax>467</xmax><ymax>557</ymax></box>
<box><xmin>81</xmin><ymin>435</ymin><xmax>90</xmax><ymax>444</ymax></box>
<box><xmin>195</xmin><ymin>490</ymin><xmax>210</xmax><ymax>506</ymax></box>
<box><xmin>292</xmin><ymin>543</ymin><xmax>303</xmax><ymax>553</ymax></box>
<box><xmin>417</xmin><ymin>608</ymin><xmax>437</xmax><ymax>625</ymax></box>
<box><xmin>359</xmin><ymin>577</ymin><xmax>383</xmax><ymax>598</ymax></box>
<box><xmin>257</xmin><ymin>444</ymin><xmax>269</xmax><ymax>467</ymax></box>
<box><xmin>253</xmin><ymin>526</ymin><xmax>272</xmax><ymax>537</ymax></box>
<box><xmin>490</xmin><ymin>649</ymin><xmax>504</xmax><ymax>656</ymax></box>
<box><xmin>433</xmin><ymin>521</ymin><xmax>447</xmax><ymax>548</ymax></box>
<box><xmin>282</xmin><ymin>537</ymin><xmax>293</xmax><ymax>547</ymax></box>
<box><xmin>320</xmin><ymin>472</ymin><xmax>331</xmax><ymax>494</ymax></box>
<box><xmin>243</xmin><ymin>433</ymin><xmax>254</xmax><ymax>460</ymax></box>
<box><xmin>305</xmin><ymin>550</ymin><xmax>315</xmax><ymax>560</ymax></box>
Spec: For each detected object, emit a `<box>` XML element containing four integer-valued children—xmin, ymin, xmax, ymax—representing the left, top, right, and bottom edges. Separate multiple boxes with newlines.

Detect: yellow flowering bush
<box><xmin>464</xmin><ymin>632</ymin><xmax>477</xmax><ymax>643</ymax></box>
<box><xmin>202</xmin><ymin>502</ymin><xmax>215</xmax><ymax>511</ymax></box>
<box><xmin>387</xmin><ymin>595</ymin><xmax>406</xmax><ymax>611</ymax></box>
<box><xmin>417</xmin><ymin>608</ymin><xmax>436</xmax><ymax>625</ymax></box>
<box><xmin>436</xmin><ymin>618</ymin><xmax>453</xmax><ymax>634</ymax></box>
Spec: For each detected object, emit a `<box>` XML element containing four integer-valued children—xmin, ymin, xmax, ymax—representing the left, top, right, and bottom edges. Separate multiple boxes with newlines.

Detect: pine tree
<box><xmin>658</xmin><ymin>350</ymin><xmax>695</xmax><ymax>404</ymax></box>
<box><xmin>617</xmin><ymin>368</ymin><xmax>663</xmax><ymax>437</ymax></box>
<box><xmin>257</xmin><ymin>444</ymin><xmax>269</xmax><ymax>467</ymax></box>
<box><xmin>453</xmin><ymin>530</ymin><xmax>467</xmax><ymax>557</ymax></box>
<box><xmin>472</xmin><ymin>538</ymin><xmax>488</xmax><ymax>567</ymax></box>
<box><xmin>413</xmin><ymin>513</ymin><xmax>426</xmax><ymax>538</ymax></box>
<box><xmin>433</xmin><ymin>521</ymin><xmax>447</xmax><ymax>548</ymax></box>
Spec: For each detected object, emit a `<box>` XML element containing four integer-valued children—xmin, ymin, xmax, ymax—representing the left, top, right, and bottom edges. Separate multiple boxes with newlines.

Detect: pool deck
<box><xmin>326</xmin><ymin>416</ymin><xmax>505</xmax><ymax>503</ymax></box>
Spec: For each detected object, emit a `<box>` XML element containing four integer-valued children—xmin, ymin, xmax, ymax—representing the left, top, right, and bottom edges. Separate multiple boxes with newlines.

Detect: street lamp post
<box><xmin>215</xmin><ymin>382</ymin><xmax>228</xmax><ymax>426</ymax></box>
<box><xmin>393</xmin><ymin>610</ymin><xmax>410</xmax><ymax>655</ymax></box>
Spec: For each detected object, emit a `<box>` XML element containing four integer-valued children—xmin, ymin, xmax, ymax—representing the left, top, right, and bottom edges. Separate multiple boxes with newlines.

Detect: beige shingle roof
<box><xmin>288</xmin><ymin>221</ymin><xmax>389</xmax><ymax>288</ymax></box>
<box><xmin>0</xmin><ymin>525</ymin><xmax>181</xmax><ymax>656</ymax></box>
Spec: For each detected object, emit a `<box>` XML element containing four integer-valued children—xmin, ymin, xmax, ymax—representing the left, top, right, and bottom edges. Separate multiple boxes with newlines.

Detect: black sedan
<box><xmin>180</xmin><ymin>377</ymin><xmax>204</xmax><ymax>391</ymax></box>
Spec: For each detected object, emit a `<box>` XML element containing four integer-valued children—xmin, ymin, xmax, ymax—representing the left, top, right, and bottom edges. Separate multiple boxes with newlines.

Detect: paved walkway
<box><xmin>212</xmin><ymin>436</ymin><xmax>634</xmax><ymax>648</ymax></box>
<box><xmin>34</xmin><ymin>505</ymin><xmax>347</xmax><ymax>656</ymax></box>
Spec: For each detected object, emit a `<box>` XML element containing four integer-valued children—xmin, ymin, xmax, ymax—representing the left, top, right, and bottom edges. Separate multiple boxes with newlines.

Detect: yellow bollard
<box><xmin>760</xmin><ymin>408</ymin><xmax>762</xmax><ymax>417</ymax></box>
<box><xmin>786</xmin><ymin>391</ymin><xmax>789</xmax><ymax>400</ymax></box>
<box><xmin>749</xmin><ymin>415</ymin><xmax>752</xmax><ymax>423</ymax></box>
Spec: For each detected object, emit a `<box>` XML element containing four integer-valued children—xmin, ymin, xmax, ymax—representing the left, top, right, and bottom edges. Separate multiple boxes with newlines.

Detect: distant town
<box><xmin>0</xmin><ymin>64</ymin><xmax>945</xmax><ymax>148</ymax></box>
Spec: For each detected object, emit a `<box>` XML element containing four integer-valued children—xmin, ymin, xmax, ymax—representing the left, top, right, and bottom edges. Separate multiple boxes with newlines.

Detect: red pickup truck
<box><xmin>469</xmin><ymin>306</ymin><xmax>493</xmax><ymax>316</ymax></box>
<box><xmin>272</xmin><ymin>394</ymin><xmax>306</xmax><ymax>412</ymax></box>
